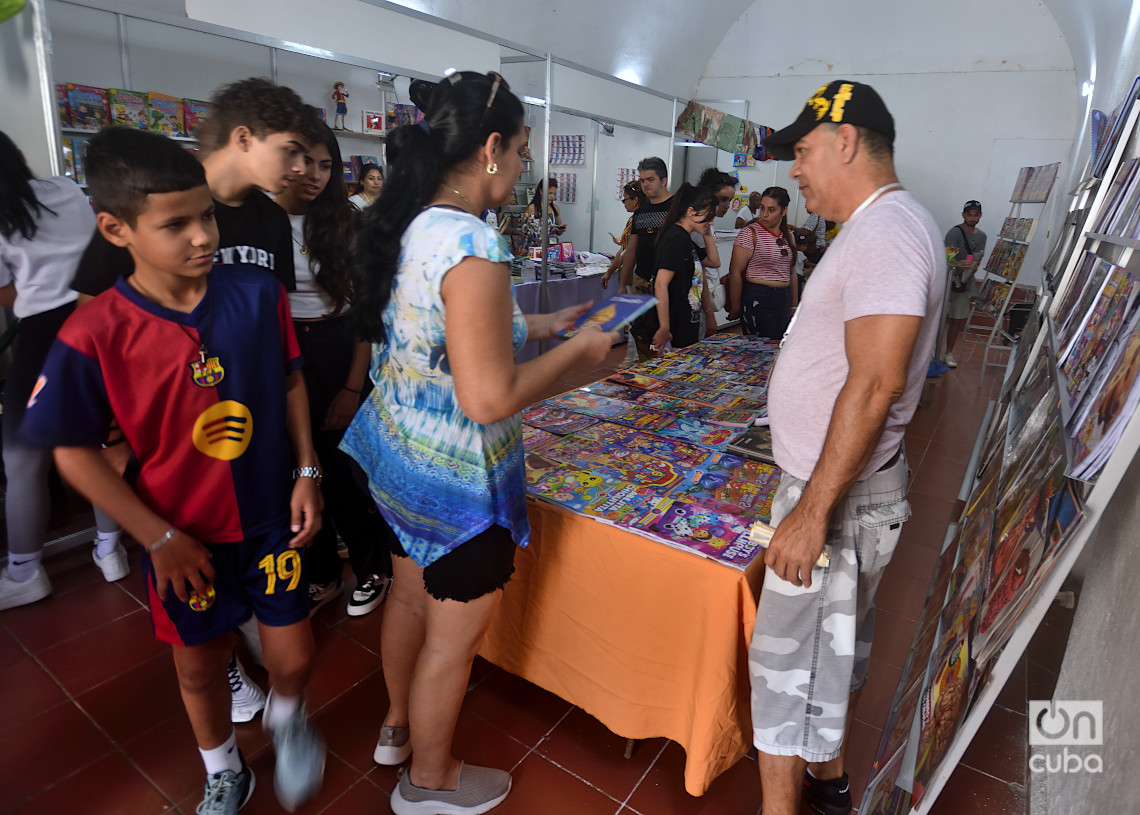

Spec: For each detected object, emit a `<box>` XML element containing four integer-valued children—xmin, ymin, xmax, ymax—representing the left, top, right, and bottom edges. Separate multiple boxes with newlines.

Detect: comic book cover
<box><xmin>606</xmin><ymin>370</ymin><xmax>665</xmax><ymax>391</ymax></box>
<box><xmin>860</xmin><ymin>744</ymin><xmax>910</xmax><ymax>815</ymax></box>
<box><xmin>529</xmin><ymin>468</ymin><xmax>632</xmax><ymax>513</ymax></box>
<box><xmin>576</xmin><ymin>381</ymin><xmax>642</xmax><ymax>400</ymax></box>
<box><xmin>570</xmin><ymin>422</ymin><xmax>634</xmax><ymax>445</ymax></box>
<box><xmin>1070</xmin><ymin>310</ymin><xmax>1140</xmax><ymax>477</ymax></box>
<box><xmin>146</xmin><ymin>91</ymin><xmax>185</xmax><ymax>136</ymax></box>
<box><xmin>1060</xmin><ymin>264</ymin><xmax>1137</xmax><ymax>407</ymax></box>
<box><xmin>619</xmin><ymin>431</ymin><xmax>713</xmax><ymax>468</ymax></box>
<box><xmin>522</xmin><ymin>403</ymin><xmax>599</xmax><ymax>435</ymax></box>
<box><xmin>581</xmin><ymin>449</ymin><xmax>684</xmax><ymax>488</ymax></box>
<box><xmin>1055</xmin><ymin>255</ymin><xmax>1112</xmax><ymax>352</ymax></box>
<box><xmin>522</xmin><ymin>425</ymin><xmax>560</xmax><ymax>452</ymax></box>
<box><xmin>582</xmin><ymin>481</ymin><xmax>667</xmax><ymax>525</ymax></box>
<box><xmin>66</xmin><ymin>83</ymin><xmax>110</xmax><ymax>131</ymax></box>
<box><xmin>911</xmin><ymin>623</ymin><xmax>971</xmax><ymax>807</ymax></box>
<box><xmin>539</xmin><ymin>432</ymin><xmax>621</xmax><ymax>464</ymax></box>
<box><xmin>651</xmin><ymin>417</ymin><xmax>744</xmax><ymax>449</ymax></box>
<box><xmin>667</xmin><ymin>469</ymin><xmax>777</xmax><ymax>521</ymax></box>
<box><xmin>55</xmin><ymin>84</ymin><xmax>70</xmax><ymax>128</ymax></box>
<box><xmin>628</xmin><ymin>497</ymin><xmax>761</xmax><ymax>570</ymax></box>
<box><xmin>524</xmin><ymin>453</ymin><xmax>562</xmax><ymax>486</ymax></box>
<box><xmin>629</xmin><ymin>391</ymin><xmax>690</xmax><ymax>411</ymax></box>
<box><xmin>558</xmin><ymin>294</ymin><xmax>657</xmax><ymax>339</ymax></box>
<box><xmin>698</xmin><ymin>452</ymin><xmax>779</xmax><ymax>486</ymax></box>
<box><xmin>183</xmin><ymin>99</ymin><xmax>213</xmax><ymax>140</ymax></box>
<box><xmin>108</xmin><ymin>89</ymin><xmax>149</xmax><ymax>130</ymax></box>
<box><xmin>546</xmin><ymin>391</ymin><xmax>675</xmax><ymax>431</ymax></box>
<box><xmin>874</xmin><ymin>678</ymin><xmax>922</xmax><ymax>772</ymax></box>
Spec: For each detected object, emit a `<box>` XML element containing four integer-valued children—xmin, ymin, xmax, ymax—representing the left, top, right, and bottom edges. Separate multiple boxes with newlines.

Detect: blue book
<box><xmin>557</xmin><ymin>294</ymin><xmax>657</xmax><ymax>339</ymax></box>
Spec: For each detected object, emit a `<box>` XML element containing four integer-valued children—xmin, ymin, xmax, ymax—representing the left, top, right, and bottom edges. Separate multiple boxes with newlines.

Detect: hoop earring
<box><xmin>487</xmin><ymin>162</ymin><xmax>498</xmax><ymax>175</ymax></box>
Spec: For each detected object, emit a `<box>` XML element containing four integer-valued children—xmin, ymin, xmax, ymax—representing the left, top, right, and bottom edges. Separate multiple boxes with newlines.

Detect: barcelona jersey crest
<box><xmin>190</xmin><ymin>356</ymin><xmax>225</xmax><ymax>388</ymax></box>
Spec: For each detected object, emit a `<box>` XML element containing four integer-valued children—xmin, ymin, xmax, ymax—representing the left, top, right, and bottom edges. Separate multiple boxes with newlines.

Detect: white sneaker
<box><xmin>945</xmin><ymin>353</ymin><xmax>958</xmax><ymax>368</ymax></box>
<box><xmin>229</xmin><ymin>653</ymin><xmax>267</xmax><ymax>723</ymax></box>
<box><xmin>92</xmin><ymin>544</ymin><xmax>130</xmax><ymax>582</ymax></box>
<box><xmin>0</xmin><ymin>566</ymin><xmax>51</xmax><ymax>611</ymax></box>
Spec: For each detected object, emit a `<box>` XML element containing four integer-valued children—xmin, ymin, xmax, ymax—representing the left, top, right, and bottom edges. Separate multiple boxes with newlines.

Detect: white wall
<box><xmin>697</xmin><ymin>0</ymin><xmax>1077</xmax><ymax>284</ymax></box>
<box><xmin>2</xmin><ymin>1</ymin><xmax>59</xmax><ymax>176</ymax></box>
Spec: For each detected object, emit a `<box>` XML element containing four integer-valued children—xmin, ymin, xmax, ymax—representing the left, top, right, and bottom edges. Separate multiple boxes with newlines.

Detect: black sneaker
<box><xmin>346</xmin><ymin>574</ymin><xmax>391</xmax><ymax>617</ymax></box>
<box><xmin>802</xmin><ymin>769</ymin><xmax>851</xmax><ymax>815</ymax></box>
<box><xmin>308</xmin><ymin>579</ymin><xmax>343</xmax><ymax>617</ymax></box>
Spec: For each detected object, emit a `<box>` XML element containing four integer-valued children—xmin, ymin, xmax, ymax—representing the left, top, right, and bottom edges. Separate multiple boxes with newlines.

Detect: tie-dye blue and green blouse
<box><xmin>340</xmin><ymin>207</ymin><xmax>530</xmax><ymax>568</ymax></box>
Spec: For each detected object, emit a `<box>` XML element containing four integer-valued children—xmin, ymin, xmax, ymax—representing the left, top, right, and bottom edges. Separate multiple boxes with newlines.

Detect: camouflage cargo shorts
<box><xmin>748</xmin><ymin>450</ymin><xmax>910</xmax><ymax>762</ymax></box>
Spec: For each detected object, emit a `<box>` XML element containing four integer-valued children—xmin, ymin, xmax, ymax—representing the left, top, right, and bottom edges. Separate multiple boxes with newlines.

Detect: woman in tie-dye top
<box><xmin>341</xmin><ymin>72</ymin><xmax>617</xmax><ymax>814</ymax></box>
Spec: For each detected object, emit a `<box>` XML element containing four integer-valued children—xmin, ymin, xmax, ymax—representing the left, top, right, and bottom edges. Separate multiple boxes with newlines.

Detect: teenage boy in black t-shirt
<box><xmin>619</xmin><ymin>156</ymin><xmax>674</xmax><ymax>358</ymax></box>
<box><xmin>72</xmin><ymin>78</ymin><xmax>322</xmax><ymax>300</ymax></box>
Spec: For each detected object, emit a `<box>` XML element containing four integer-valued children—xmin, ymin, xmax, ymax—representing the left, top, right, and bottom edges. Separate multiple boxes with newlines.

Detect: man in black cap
<box><xmin>746</xmin><ymin>81</ymin><xmax>945</xmax><ymax>815</ymax></box>
<box><xmin>943</xmin><ymin>200</ymin><xmax>987</xmax><ymax>367</ymax></box>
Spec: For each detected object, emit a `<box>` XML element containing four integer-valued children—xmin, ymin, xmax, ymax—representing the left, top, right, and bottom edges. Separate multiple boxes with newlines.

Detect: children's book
<box><xmin>606</xmin><ymin>370</ymin><xmax>665</xmax><ymax>391</ymax></box>
<box><xmin>874</xmin><ymin>678</ymin><xmax>922</xmax><ymax>772</ymax></box>
<box><xmin>557</xmin><ymin>294</ymin><xmax>657</xmax><ymax>339</ymax></box>
<box><xmin>546</xmin><ymin>391</ymin><xmax>675</xmax><ymax>431</ymax></box>
<box><xmin>619</xmin><ymin>431</ymin><xmax>713</xmax><ymax>468</ymax></box>
<box><xmin>350</xmin><ymin>154</ymin><xmax>381</xmax><ymax>177</ymax></box>
<box><xmin>529</xmin><ymin>467</ymin><xmax>633</xmax><ymax>513</ymax></box>
<box><xmin>60</xmin><ymin>138</ymin><xmax>75</xmax><ymax>182</ymax></box>
<box><xmin>629</xmin><ymin>391</ymin><xmax>689</xmax><ymax>411</ymax></box>
<box><xmin>55</xmin><ymin>84</ymin><xmax>70</xmax><ymax>128</ymax></box>
<box><xmin>581</xmin><ymin>481</ymin><xmax>669</xmax><ymax>525</ymax></box>
<box><xmin>699</xmin><ymin>452</ymin><xmax>779</xmax><ymax>486</ymax></box>
<box><xmin>146</xmin><ymin>91</ymin><xmax>185</xmax><ymax>136</ymax></box>
<box><xmin>1059</xmin><ymin>264</ymin><xmax>1138</xmax><ymax>407</ymax></box>
<box><xmin>1070</xmin><ymin>308</ymin><xmax>1140</xmax><ymax>478</ymax></box>
<box><xmin>860</xmin><ymin>746</ymin><xmax>910</xmax><ymax>815</ymax></box>
<box><xmin>524</xmin><ymin>453</ymin><xmax>562</xmax><ymax>486</ymax></box>
<box><xmin>66</xmin><ymin>83</ymin><xmax>110</xmax><ymax>131</ymax></box>
<box><xmin>108</xmin><ymin>88</ymin><xmax>149</xmax><ymax>130</ymax></box>
<box><xmin>539</xmin><ymin>432</ymin><xmax>620</xmax><ymax>464</ymax></box>
<box><xmin>182</xmin><ymin>99</ymin><xmax>212</xmax><ymax>140</ymax></box>
<box><xmin>521</xmin><ymin>424</ymin><xmax>560</xmax><ymax>452</ymax></box>
<box><xmin>574</xmin><ymin>380</ymin><xmax>642</xmax><ymax>400</ymax></box>
<box><xmin>1055</xmin><ymin>255</ymin><xmax>1111</xmax><ymax>352</ymax></box>
<box><xmin>627</xmin><ymin>497</ymin><xmax>762</xmax><ymax>570</ymax></box>
<box><xmin>702</xmin><ymin>406</ymin><xmax>763</xmax><ymax>428</ymax></box>
<box><xmin>522</xmin><ymin>403</ymin><xmax>600</xmax><ymax>435</ymax></box>
<box><xmin>911</xmin><ymin>623</ymin><xmax>971</xmax><ymax>807</ymax></box>
<box><xmin>667</xmin><ymin>469</ymin><xmax>777</xmax><ymax>521</ymax></box>
<box><xmin>571</xmin><ymin>421</ymin><xmax>634</xmax><ymax>445</ymax></box>
<box><xmin>576</xmin><ymin>448</ymin><xmax>684</xmax><ymax>489</ymax></box>
<box><xmin>651</xmin><ymin>417</ymin><xmax>745</xmax><ymax>449</ymax></box>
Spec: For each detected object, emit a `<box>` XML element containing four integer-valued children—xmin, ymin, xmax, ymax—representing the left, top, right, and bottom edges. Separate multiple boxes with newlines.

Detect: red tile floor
<box><xmin>0</xmin><ymin>332</ymin><xmax>1070</xmax><ymax>814</ymax></box>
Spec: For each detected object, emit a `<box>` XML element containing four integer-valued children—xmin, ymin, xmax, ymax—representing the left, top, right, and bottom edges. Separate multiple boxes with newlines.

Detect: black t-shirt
<box><xmin>630</xmin><ymin>197</ymin><xmax>673</xmax><ymax>282</ymax></box>
<box><xmin>71</xmin><ymin>189</ymin><xmax>296</xmax><ymax>296</ymax></box>
<box><xmin>634</xmin><ymin>223</ymin><xmax>704</xmax><ymax>347</ymax></box>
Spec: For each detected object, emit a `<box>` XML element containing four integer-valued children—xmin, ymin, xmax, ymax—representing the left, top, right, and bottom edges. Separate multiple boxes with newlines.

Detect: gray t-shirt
<box><xmin>944</xmin><ymin>224</ymin><xmax>987</xmax><ymax>263</ymax></box>
<box><xmin>767</xmin><ymin>190</ymin><xmax>945</xmax><ymax>481</ymax></box>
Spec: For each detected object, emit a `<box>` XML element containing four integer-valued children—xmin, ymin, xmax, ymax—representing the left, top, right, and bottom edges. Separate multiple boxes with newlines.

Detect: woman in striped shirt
<box><xmin>726</xmin><ymin>185</ymin><xmax>798</xmax><ymax>338</ymax></box>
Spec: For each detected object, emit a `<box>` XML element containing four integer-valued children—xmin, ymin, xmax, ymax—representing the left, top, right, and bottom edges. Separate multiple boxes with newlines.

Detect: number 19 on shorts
<box><xmin>259</xmin><ymin>550</ymin><xmax>302</xmax><ymax>594</ymax></box>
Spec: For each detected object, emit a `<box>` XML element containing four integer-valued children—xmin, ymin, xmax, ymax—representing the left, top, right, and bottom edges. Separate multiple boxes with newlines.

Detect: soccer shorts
<box><xmin>749</xmin><ymin>450</ymin><xmax>910</xmax><ymax>762</ymax></box>
<box><xmin>142</xmin><ymin>527</ymin><xmax>310</xmax><ymax>647</ymax></box>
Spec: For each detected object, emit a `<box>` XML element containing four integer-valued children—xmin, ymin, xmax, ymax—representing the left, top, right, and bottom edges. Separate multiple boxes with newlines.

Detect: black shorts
<box><xmin>390</xmin><ymin>525</ymin><xmax>516</xmax><ymax>602</ymax></box>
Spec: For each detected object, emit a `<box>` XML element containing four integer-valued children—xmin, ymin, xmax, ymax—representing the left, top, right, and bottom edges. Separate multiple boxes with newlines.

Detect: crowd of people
<box><xmin>0</xmin><ymin>71</ymin><xmax>952</xmax><ymax>815</ymax></box>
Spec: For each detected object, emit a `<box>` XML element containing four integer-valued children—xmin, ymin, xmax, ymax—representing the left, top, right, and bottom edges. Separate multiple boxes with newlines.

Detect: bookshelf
<box><xmin>861</xmin><ymin>92</ymin><xmax>1140</xmax><ymax>815</ymax></box>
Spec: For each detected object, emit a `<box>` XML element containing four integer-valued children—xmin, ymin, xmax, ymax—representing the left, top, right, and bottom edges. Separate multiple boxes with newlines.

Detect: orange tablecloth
<box><xmin>479</xmin><ymin>498</ymin><xmax>765</xmax><ymax>796</ymax></box>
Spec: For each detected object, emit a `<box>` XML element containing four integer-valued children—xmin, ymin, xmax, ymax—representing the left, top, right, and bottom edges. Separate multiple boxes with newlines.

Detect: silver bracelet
<box><xmin>149</xmin><ymin>528</ymin><xmax>176</xmax><ymax>553</ymax></box>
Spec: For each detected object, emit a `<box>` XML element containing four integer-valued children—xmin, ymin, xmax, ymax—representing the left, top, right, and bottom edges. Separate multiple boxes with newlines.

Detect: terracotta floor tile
<box><xmin>925</xmin><ymin>439</ymin><xmax>977</xmax><ymax>469</ymax></box>
<box><xmin>35</xmin><ymin>608</ymin><xmax>165</xmax><ymax>696</ymax></box>
<box><xmin>0</xmin><ymin>654</ymin><xmax>69</xmax><ymax>730</ymax></box>
<box><xmin>333</xmin><ymin>604</ymin><xmax>386</xmax><ymax>657</ymax></box>
<box><xmin>75</xmin><ymin>652</ymin><xmax>183</xmax><ymax>744</ymax></box>
<box><xmin>1026</xmin><ymin>604</ymin><xmax>1075</xmax><ymax>674</ymax></box>
<box><xmin>0</xmin><ymin>623</ymin><xmax>27</xmax><ymax>664</ymax></box>
<box><xmin>625</xmin><ymin>741</ymin><xmax>762</xmax><ymax>815</ymax></box>
<box><xmin>995</xmin><ymin>654</ymin><xmax>1028</xmax><ymax>715</ymax></box>
<box><xmin>874</xmin><ymin>570</ymin><xmax>933</xmax><ymax>622</ymax></box>
<box><xmin>235</xmin><ymin>748</ymin><xmax>359</xmax><ymax>815</ymax></box>
<box><xmin>310</xmin><ymin>670</ymin><xmax>391</xmax><ymax>775</ymax></box>
<box><xmin>924</xmin><ymin>763</ymin><xmax>1026</xmax><ymax>815</ymax></box>
<box><xmin>899</xmin><ymin>492</ymin><xmax>961</xmax><ymax>550</ymax></box>
<box><xmin>1025</xmin><ymin>665</ymin><xmax>1060</xmax><ymax>704</ymax></box>
<box><xmin>123</xmin><ymin>713</ymin><xmax>208</xmax><ymax>807</ymax></box>
<box><xmin>462</xmin><ymin>667</ymin><xmax>574</xmax><ymax>748</ymax></box>
<box><xmin>314</xmin><ymin>777</ymin><xmax>391</xmax><ymax>814</ymax></box>
<box><xmin>910</xmin><ymin>463</ymin><xmax>970</xmax><ymax>504</ymax></box>
<box><xmin>5</xmin><ymin>751</ymin><xmax>171</xmax><ymax>815</ymax></box>
<box><xmin>0</xmin><ymin>701</ymin><xmax>114</xmax><ymax>803</ymax></box>
<box><xmin>39</xmin><ymin>539</ymin><xmax>106</xmax><ymax>597</ymax></box>
<box><xmin>886</xmin><ymin>540</ymin><xmax>939</xmax><ymax>583</ymax></box>
<box><xmin>1</xmin><ymin>576</ymin><xmax>143</xmax><ymax>654</ymax></box>
<box><xmin>452</xmin><ymin>707</ymin><xmax>534</xmax><ymax>777</ymax></box>
<box><xmin>304</xmin><ymin>629</ymin><xmax>383</xmax><ymax>714</ymax></box>
<box><xmin>856</xmin><ymin>660</ymin><xmax>904</xmax><ymax>730</ymax></box>
<box><xmin>538</xmin><ymin>706</ymin><xmax>668</xmax><ymax>802</ymax></box>
<box><xmin>868</xmin><ymin>610</ymin><xmax>918</xmax><ymax>669</ymax></box>
<box><xmin>492</xmin><ymin>751</ymin><xmax>622</xmax><ymax>815</ymax></box>
<box><xmin>960</xmin><ymin>704</ymin><xmax>1028</xmax><ymax>786</ymax></box>
<box><xmin>843</xmin><ymin>718</ymin><xmax>884</xmax><ymax>805</ymax></box>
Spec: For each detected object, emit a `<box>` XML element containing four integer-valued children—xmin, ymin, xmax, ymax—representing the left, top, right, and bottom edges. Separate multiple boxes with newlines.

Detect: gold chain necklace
<box><xmin>447</xmin><ymin>186</ymin><xmax>473</xmax><ymax>209</ymax></box>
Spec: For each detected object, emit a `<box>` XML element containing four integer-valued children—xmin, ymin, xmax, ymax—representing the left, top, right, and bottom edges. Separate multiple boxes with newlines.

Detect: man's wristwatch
<box><xmin>293</xmin><ymin>466</ymin><xmax>323</xmax><ymax>485</ymax></box>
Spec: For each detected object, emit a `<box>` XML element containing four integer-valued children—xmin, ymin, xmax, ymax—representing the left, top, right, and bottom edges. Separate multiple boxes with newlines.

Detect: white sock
<box><xmin>199</xmin><ymin>729</ymin><xmax>241</xmax><ymax>775</ymax></box>
<box><xmin>95</xmin><ymin>529</ymin><xmax>122</xmax><ymax>559</ymax></box>
<box><xmin>7</xmin><ymin>553</ymin><xmax>42</xmax><ymax>582</ymax></box>
<box><xmin>264</xmin><ymin>691</ymin><xmax>302</xmax><ymax>732</ymax></box>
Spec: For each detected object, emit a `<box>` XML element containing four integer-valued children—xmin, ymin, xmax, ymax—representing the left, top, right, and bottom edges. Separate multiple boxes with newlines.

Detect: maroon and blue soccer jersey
<box><xmin>22</xmin><ymin>266</ymin><xmax>303</xmax><ymax>543</ymax></box>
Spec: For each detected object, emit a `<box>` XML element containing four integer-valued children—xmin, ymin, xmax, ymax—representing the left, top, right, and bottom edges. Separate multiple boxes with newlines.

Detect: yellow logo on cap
<box><xmin>830</xmin><ymin>83</ymin><xmax>855</xmax><ymax>123</ymax></box>
<box><xmin>807</xmin><ymin>84</ymin><xmax>831</xmax><ymax>121</ymax></box>
<box><xmin>192</xmin><ymin>400</ymin><xmax>253</xmax><ymax>460</ymax></box>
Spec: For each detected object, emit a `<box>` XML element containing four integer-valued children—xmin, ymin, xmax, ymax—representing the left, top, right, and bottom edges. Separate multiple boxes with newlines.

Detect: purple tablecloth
<box><xmin>514</xmin><ymin>273</ymin><xmax>612</xmax><ymax>362</ymax></box>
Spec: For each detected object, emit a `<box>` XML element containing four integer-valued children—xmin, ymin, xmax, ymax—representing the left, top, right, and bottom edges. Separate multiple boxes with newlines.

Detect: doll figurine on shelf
<box><xmin>331</xmin><ymin>81</ymin><xmax>350</xmax><ymax>131</ymax></box>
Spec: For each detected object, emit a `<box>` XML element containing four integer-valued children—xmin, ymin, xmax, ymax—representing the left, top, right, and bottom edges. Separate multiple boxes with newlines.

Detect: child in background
<box><xmin>21</xmin><ymin>128</ymin><xmax>326</xmax><ymax>814</ymax></box>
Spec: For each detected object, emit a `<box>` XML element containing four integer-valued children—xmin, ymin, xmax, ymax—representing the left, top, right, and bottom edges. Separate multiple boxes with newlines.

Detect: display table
<box><xmin>479</xmin><ymin>498</ymin><xmax>765</xmax><ymax>796</ymax></box>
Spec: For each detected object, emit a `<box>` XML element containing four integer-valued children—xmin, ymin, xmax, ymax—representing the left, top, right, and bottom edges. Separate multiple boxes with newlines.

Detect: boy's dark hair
<box><xmin>199</xmin><ymin>77</ymin><xmax>323</xmax><ymax>155</ymax></box>
<box><xmin>637</xmin><ymin>156</ymin><xmax>668</xmax><ymax>180</ymax></box>
<box><xmin>86</xmin><ymin>128</ymin><xmax>207</xmax><ymax>225</ymax></box>
<box><xmin>353</xmin><ymin>71</ymin><xmax>524</xmax><ymax>343</ymax></box>
<box><xmin>697</xmin><ymin>167</ymin><xmax>737</xmax><ymax>193</ymax></box>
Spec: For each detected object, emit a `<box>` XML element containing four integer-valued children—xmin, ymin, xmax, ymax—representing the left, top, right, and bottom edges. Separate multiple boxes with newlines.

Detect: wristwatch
<box><xmin>293</xmin><ymin>466</ymin><xmax>323</xmax><ymax>485</ymax></box>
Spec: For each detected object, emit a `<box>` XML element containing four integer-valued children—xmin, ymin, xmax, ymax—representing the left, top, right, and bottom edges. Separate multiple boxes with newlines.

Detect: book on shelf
<box><xmin>976</xmin><ymin>278</ymin><xmax>1011</xmax><ymax>318</ymax></box>
<box><xmin>1091</xmin><ymin>157</ymin><xmax>1140</xmax><ymax>234</ymax></box>
<box><xmin>108</xmin><ymin>88</ymin><xmax>149</xmax><ymax>130</ymax></box>
<box><xmin>1094</xmin><ymin>76</ymin><xmax>1140</xmax><ymax>179</ymax></box>
<box><xmin>556</xmin><ymin>294</ymin><xmax>657</xmax><ymax>339</ymax></box>
<box><xmin>65</xmin><ymin>83</ymin><xmax>110</xmax><ymax>131</ymax></box>
<box><xmin>1058</xmin><ymin>264</ymin><xmax>1138</xmax><ymax>408</ymax></box>
<box><xmin>860</xmin><ymin>736</ymin><xmax>910</xmax><ymax>815</ymax></box>
<box><xmin>146</xmin><ymin>92</ymin><xmax>185</xmax><ymax>137</ymax></box>
<box><xmin>911</xmin><ymin>619</ymin><xmax>972</xmax><ymax>807</ymax></box>
<box><xmin>1089</xmin><ymin>108</ymin><xmax>1109</xmax><ymax>169</ymax></box>
<box><xmin>54</xmin><ymin>84</ymin><xmax>70</xmax><ymax>128</ymax></box>
<box><xmin>183</xmin><ymin>99</ymin><xmax>212</xmax><ymax>140</ymax></box>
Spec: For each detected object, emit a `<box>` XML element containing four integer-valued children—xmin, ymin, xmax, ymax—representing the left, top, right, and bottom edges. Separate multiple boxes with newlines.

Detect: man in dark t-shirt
<box><xmin>619</xmin><ymin>156</ymin><xmax>674</xmax><ymax>358</ymax></box>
